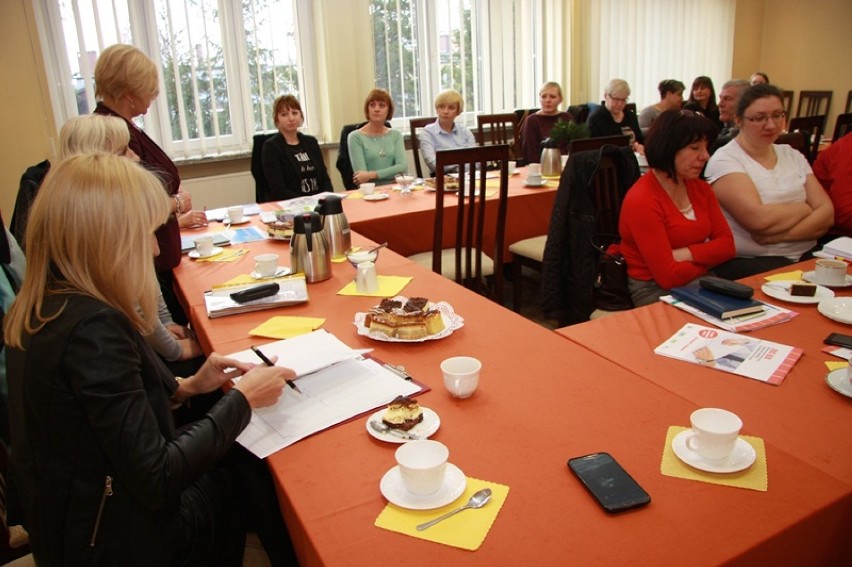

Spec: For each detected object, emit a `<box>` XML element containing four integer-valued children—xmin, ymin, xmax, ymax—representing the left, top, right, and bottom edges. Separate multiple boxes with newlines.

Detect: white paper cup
<box><xmin>227</xmin><ymin>205</ymin><xmax>244</xmax><ymax>223</ymax></box>
<box><xmin>193</xmin><ymin>235</ymin><xmax>214</xmax><ymax>257</ymax></box>
<box><xmin>255</xmin><ymin>253</ymin><xmax>279</xmax><ymax>277</ymax></box>
<box><xmin>507</xmin><ymin>161</ymin><xmax>517</xmax><ymax>175</ymax></box>
<box><xmin>814</xmin><ymin>259</ymin><xmax>847</xmax><ymax>286</ymax></box>
<box><xmin>686</xmin><ymin>408</ymin><xmax>742</xmax><ymax>461</ymax></box>
<box><xmin>395</xmin><ymin>440</ymin><xmax>448</xmax><ymax>495</ymax></box>
<box><xmin>441</xmin><ymin>356</ymin><xmax>481</xmax><ymax>398</ymax></box>
<box><xmin>360</xmin><ymin>182</ymin><xmax>376</xmax><ymax>196</ymax></box>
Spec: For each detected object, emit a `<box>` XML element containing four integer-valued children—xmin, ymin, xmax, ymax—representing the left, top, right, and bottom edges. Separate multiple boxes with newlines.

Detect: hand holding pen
<box><xmin>250</xmin><ymin>345</ymin><xmax>302</xmax><ymax>394</ymax></box>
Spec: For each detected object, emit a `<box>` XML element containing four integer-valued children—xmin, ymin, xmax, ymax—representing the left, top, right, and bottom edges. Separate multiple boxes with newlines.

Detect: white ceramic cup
<box><xmin>814</xmin><ymin>259</ymin><xmax>847</xmax><ymax>286</ymax></box>
<box><xmin>227</xmin><ymin>205</ymin><xmax>244</xmax><ymax>223</ymax></box>
<box><xmin>507</xmin><ymin>161</ymin><xmax>517</xmax><ymax>175</ymax></box>
<box><xmin>440</xmin><ymin>356</ymin><xmax>481</xmax><ymax>398</ymax></box>
<box><xmin>395</xmin><ymin>440</ymin><xmax>449</xmax><ymax>495</ymax></box>
<box><xmin>560</xmin><ymin>154</ymin><xmax>569</xmax><ymax>168</ymax></box>
<box><xmin>360</xmin><ymin>182</ymin><xmax>376</xmax><ymax>196</ymax></box>
<box><xmin>255</xmin><ymin>253</ymin><xmax>279</xmax><ymax>277</ymax></box>
<box><xmin>527</xmin><ymin>163</ymin><xmax>541</xmax><ymax>176</ymax></box>
<box><xmin>685</xmin><ymin>408</ymin><xmax>742</xmax><ymax>461</ymax></box>
<box><xmin>193</xmin><ymin>235</ymin><xmax>214</xmax><ymax>257</ymax></box>
<box><xmin>527</xmin><ymin>174</ymin><xmax>543</xmax><ymax>185</ymax></box>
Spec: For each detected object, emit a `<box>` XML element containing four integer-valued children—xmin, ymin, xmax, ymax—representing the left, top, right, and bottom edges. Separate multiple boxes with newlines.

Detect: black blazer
<box><xmin>261</xmin><ymin>132</ymin><xmax>333</xmax><ymax>201</ymax></box>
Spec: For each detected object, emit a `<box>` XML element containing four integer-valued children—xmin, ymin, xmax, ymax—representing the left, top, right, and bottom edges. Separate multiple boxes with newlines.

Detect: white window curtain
<box><xmin>33</xmin><ymin>0</ymin><xmax>316</xmax><ymax>160</ymax></box>
<box><xmin>582</xmin><ymin>0</ymin><xmax>735</xmax><ymax>109</ymax></box>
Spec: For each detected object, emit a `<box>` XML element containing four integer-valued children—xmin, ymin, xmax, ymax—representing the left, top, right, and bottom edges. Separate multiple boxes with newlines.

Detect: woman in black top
<box><xmin>261</xmin><ymin>95</ymin><xmax>332</xmax><ymax>201</ymax></box>
<box><xmin>684</xmin><ymin>76</ymin><xmax>722</xmax><ymax>129</ymax></box>
<box><xmin>587</xmin><ymin>78</ymin><xmax>645</xmax><ymax>154</ymax></box>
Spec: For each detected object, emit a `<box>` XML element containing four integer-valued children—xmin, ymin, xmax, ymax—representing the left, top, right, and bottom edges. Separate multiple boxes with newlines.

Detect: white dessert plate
<box><xmin>188</xmin><ymin>246</ymin><xmax>224</xmax><ymax>259</ymax></box>
<box><xmin>825</xmin><ymin>368</ymin><xmax>852</xmax><ymax>398</ymax></box>
<box><xmin>524</xmin><ymin>179</ymin><xmax>547</xmax><ymax>187</ymax></box>
<box><xmin>225</xmin><ymin>217</ymin><xmax>251</xmax><ymax>225</ymax></box>
<box><xmin>380</xmin><ymin>463</ymin><xmax>467</xmax><ymax>510</ymax></box>
<box><xmin>672</xmin><ymin>430</ymin><xmax>757</xmax><ymax>474</ymax></box>
<box><xmin>802</xmin><ymin>271</ymin><xmax>852</xmax><ymax>288</ymax></box>
<box><xmin>818</xmin><ymin>297</ymin><xmax>852</xmax><ymax>324</ymax></box>
<box><xmin>353</xmin><ymin>299</ymin><xmax>465</xmax><ymax>343</ymax></box>
<box><xmin>365</xmin><ymin>407</ymin><xmax>440</xmax><ymax>443</ymax></box>
<box><xmin>364</xmin><ymin>193</ymin><xmax>390</xmax><ymax>201</ymax></box>
<box><xmin>760</xmin><ymin>280</ymin><xmax>834</xmax><ymax>304</ymax></box>
<box><xmin>250</xmin><ymin>267</ymin><xmax>292</xmax><ymax>280</ymax></box>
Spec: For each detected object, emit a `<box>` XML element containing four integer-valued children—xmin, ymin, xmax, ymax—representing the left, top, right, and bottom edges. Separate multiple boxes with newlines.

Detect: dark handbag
<box><xmin>590</xmin><ymin>235</ymin><xmax>633</xmax><ymax>312</ymax></box>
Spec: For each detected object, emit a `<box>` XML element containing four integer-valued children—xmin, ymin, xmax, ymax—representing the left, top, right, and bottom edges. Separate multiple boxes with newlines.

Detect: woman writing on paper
<box><xmin>619</xmin><ymin>110</ymin><xmax>735</xmax><ymax>307</ymax></box>
<box><xmin>262</xmin><ymin>94</ymin><xmax>333</xmax><ymax>200</ymax></box>
<box><xmin>4</xmin><ymin>154</ymin><xmax>296</xmax><ymax>565</ymax></box>
<box><xmin>706</xmin><ymin>84</ymin><xmax>833</xmax><ymax>279</ymax></box>
<box><xmin>348</xmin><ymin>88</ymin><xmax>407</xmax><ymax>186</ymax></box>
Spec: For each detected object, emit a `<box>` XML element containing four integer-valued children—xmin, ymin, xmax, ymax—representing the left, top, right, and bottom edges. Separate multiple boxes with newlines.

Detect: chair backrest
<box><xmin>567</xmin><ymin>104</ymin><xmax>590</xmax><ymax>123</ymax></box>
<box><xmin>780</xmin><ymin>90</ymin><xmax>795</xmax><ymax>117</ymax></box>
<box><xmin>787</xmin><ymin>114</ymin><xmax>825</xmax><ymax>163</ymax></box>
<box><xmin>625</xmin><ymin>103</ymin><xmax>637</xmax><ymax>116</ymax></box>
<box><xmin>591</xmin><ymin>153</ymin><xmax>625</xmax><ymax>235</ymax></box>
<box><xmin>250</xmin><ymin>133</ymin><xmax>275</xmax><ymax>203</ymax></box>
<box><xmin>336</xmin><ymin>121</ymin><xmax>368</xmax><ymax>190</ymax></box>
<box><xmin>796</xmin><ymin>91</ymin><xmax>832</xmax><ymax>122</ymax></box>
<box><xmin>846</xmin><ymin>90</ymin><xmax>852</xmax><ymax>114</ymax></box>
<box><xmin>775</xmin><ymin>131</ymin><xmax>809</xmax><ymax>161</ymax></box>
<box><xmin>11</xmin><ymin>159</ymin><xmax>50</xmax><ymax>250</ymax></box>
<box><xmin>433</xmin><ymin>144</ymin><xmax>511</xmax><ymax>302</ymax></box>
<box><xmin>569</xmin><ymin>135</ymin><xmax>630</xmax><ymax>154</ymax></box>
<box><xmin>832</xmin><ymin>113</ymin><xmax>852</xmax><ymax>143</ymax></box>
<box><xmin>476</xmin><ymin>113</ymin><xmax>519</xmax><ymax>159</ymax></box>
<box><xmin>409</xmin><ymin>116</ymin><xmax>437</xmax><ymax>179</ymax></box>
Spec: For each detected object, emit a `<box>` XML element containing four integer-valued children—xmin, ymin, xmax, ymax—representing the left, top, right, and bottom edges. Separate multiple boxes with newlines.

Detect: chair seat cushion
<box><xmin>409</xmin><ymin>249</ymin><xmax>495</xmax><ymax>280</ymax></box>
<box><xmin>508</xmin><ymin>235</ymin><xmax>547</xmax><ymax>262</ymax></box>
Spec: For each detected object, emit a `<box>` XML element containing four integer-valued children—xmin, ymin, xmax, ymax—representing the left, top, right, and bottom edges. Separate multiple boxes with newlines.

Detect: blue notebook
<box><xmin>670</xmin><ymin>285</ymin><xmax>764</xmax><ymax>320</ymax></box>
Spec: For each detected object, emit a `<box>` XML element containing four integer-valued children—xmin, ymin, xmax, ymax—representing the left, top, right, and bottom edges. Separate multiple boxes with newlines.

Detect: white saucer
<box><xmin>671</xmin><ymin>430</ymin><xmax>757</xmax><ymax>474</ymax></box>
<box><xmin>524</xmin><ymin>179</ymin><xmax>547</xmax><ymax>187</ymax></box>
<box><xmin>364</xmin><ymin>193</ymin><xmax>390</xmax><ymax>201</ymax></box>
<box><xmin>366</xmin><ymin>407</ymin><xmax>440</xmax><ymax>443</ymax></box>
<box><xmin>818</xmin><ymin>297</ymin><xmax>852</xmax><ymax>324</ymax></box>
<box><xmin>225</xmin><ymin>217</ymin><xmax>251</xmax><ymax>225</ymax></box>
<box><xmin>760</xmin><ymin>281</ymin><xmax>834</xmax><ymax>304</ymax></box>
<box><xmin>380</xmin><ymin>463</ymin><xmax>466</xmax><ymax>510</ymax></box>
<box><xmin>188</xmin><ymin>246</ymin><xmax>223</xmax><ymax>259</ymax></box>
<box><xmin>825</xmin><ymin>368</ymin><xmax>852</xmax><ymax>398</ymax></box>
<box><xmin>250</xmin><ymin>266</ymin><xmax>292</xmax><ymax>280</ymax></box>
<box><xmin>802</xmin><ymin>271</ymin><xmax>852</xmax><ymax>288</ymax></box>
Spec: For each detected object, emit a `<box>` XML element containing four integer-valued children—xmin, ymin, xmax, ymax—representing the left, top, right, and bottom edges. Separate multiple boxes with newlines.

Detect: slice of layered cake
<box><xmin>382</xmin><ymin>395</ymin><xmax>423</xmax><ymax>431</ymax></box>
<box><xmin>364</xmin><ymin>297</ymin><xmax>445</xmax><ymax>340</ymax></box>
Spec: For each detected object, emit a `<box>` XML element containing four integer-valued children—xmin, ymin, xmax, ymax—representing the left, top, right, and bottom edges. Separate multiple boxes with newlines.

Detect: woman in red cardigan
<box><xmin>619</xmin><ymin>110</ymin><xmax>735</xmax><ymax>306</ymax></box>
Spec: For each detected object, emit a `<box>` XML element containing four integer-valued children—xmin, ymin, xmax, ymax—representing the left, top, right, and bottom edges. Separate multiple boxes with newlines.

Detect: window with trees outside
<box><xmin>35</xmin><ymin>0</ymin><xmax>316</xmax><ymax>160</ymax></box>
<box><xmin>369</xmin><ymin>0</ymin><xmax>559</xmax><ymax>128</ymax></box>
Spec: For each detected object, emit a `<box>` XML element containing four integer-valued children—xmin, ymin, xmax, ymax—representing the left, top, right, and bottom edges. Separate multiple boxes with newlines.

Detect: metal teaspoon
<box><xmin>415</xmin><ymin>488</ymin><xmax>492</xmax><ymax>531</ymax></box>
<box><xmin>369</xmin><ymin>420</ymin><xmax>419</xmax><ymax>440</ymax></box>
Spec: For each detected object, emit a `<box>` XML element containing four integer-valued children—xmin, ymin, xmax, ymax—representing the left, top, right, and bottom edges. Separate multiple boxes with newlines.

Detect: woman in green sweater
<box><xmin>348</xmin><ymin>88</ymin><xmax>407</xmax><ymax>186</ymax></box>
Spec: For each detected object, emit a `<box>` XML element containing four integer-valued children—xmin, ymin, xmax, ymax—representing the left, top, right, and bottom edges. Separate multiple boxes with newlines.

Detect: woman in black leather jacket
<box><xmin>4</xmin><ymin>154</ymin><xmax>292</xmax><ymax>566</ymax></box>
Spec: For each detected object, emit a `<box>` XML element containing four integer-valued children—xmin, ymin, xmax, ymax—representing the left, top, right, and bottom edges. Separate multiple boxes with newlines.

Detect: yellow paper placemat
<box><xmin>763</xmin><ymin>270</ymin><xmax>804</xmax><ymax>282</ymax></box>
<box><xmin>248</xmin><ymin>316</ymin><xmax>325</xmax><ymax>339</ymax></box>
<box><xmin>212</xmin><ymin>273</ymin><xmax>296</xmax><ymax>290</ymax></box>
<box><xmin>338</xmin><ymin>275</ymin><xmax>412</xmax><ymax>297</ymax></box>
<box><xmin>825</xmin><ymin>361</ymin><xmax>847</xmax><ymax>371</ymax></box>
<box><xmin>375</xmin><ymin>477</ymin><xmax>509</xmax><ymax>551</ymax></box>
<box><xmin>661</xmin><ymin>426</ymin><xmax>767</xmax><ymax>491</ymax></box>
<box><xmin>195</xmin><ymin>248</ymin><xmax>249</xmax><ymax>262</ymax></box>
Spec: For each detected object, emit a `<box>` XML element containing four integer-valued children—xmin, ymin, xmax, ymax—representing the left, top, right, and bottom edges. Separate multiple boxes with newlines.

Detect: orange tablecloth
<box><xmin>342</xmin><ymin>168</ymin><xmax>557</xmax><ymax>258</ymax></box>
<box><xmin>173</xmin><ymin>242</ymin><xmax>852</xmax><ymax>565</ymax></box>
<box><xmin>556</xmin><ymin>260</ymin><xmax>852</xmax><ymax>488</ymax></box>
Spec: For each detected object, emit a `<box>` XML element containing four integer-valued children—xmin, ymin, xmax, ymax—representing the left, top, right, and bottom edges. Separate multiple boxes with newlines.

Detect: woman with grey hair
<box><xmin>588</xmin><ymin>78</ymin><xmax>644</xmax><ymax>153</ymax></box>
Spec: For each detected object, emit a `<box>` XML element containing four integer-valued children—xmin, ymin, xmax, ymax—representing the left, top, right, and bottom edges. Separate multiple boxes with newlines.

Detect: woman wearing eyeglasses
<box><xmin>588</xmin><ymin>79</ymin><xmax>644</xmax><ymax>153</ymax></box>
<box><xmin>706</xmin><ymin>84</ymin><xmax>833</xmax><ymax>279</ymax></box>
<box><xmin>619</xmin><ymin>110</ymin><xmax>734</xmax><ymax>307</ymax></box>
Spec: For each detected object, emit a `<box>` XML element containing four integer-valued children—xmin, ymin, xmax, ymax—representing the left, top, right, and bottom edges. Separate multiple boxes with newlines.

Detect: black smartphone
<box><xmin>567</xmin><ymin>452</ymin><xmax>651</xmax><ymax>513</ymax></box>
<box><xmin>824</xmin><ymin>332</ymin><xmax>852</xmax><ymax>349</ymax></box>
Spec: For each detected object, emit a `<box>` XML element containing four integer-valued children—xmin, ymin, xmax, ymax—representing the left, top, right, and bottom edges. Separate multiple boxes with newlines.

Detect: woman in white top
<box><xmin>706</xmin><ymin>84</ymin><xmax>833</xmax><ymax>279</ymax></box>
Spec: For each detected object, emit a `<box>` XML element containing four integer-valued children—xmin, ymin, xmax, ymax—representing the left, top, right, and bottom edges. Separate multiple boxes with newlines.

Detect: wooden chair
<box><xmin>408</xmin><ymin>144</ymin><xmax>511</xmax><ymax>303</ymax></box>
<box><xmin>787</xmin><ymin>115</ymin><xmax>826</xmax><ymax>163</ymax></box>
<box><xmin>569</xmin><ymin>135</ymin><xmax>630</xmax><ymax>154</ymax></box>
<box><xmin>625</xmin><ymin>103</ymin><xmax>637</xmax><ymax>116</ymax></box>
<box><xmin>780</xmin><ymin>90</ymin><xmax>795</xmax><ymax>117</ymax></box>
<box><xmin>409</xmin><ymin>116</ymin><xmax>437</xmax><ymax>179</ymax></box>
<box><xmin>796</xmin><ymin>91</ymin><xmax>832</xmax><ymax>130</ymax></box>
<box><xmin>775</xmin><ymin>131</ymin><xmax>809</xmax><ymax>161</ymax></box>
<box><xmin>477</xmin><ymin>112</ymin><xmax>519</xmax><ymax>159</ymax></box>
<box><xmin>832</xmin><ymin>113</ymin><xmax>852</xmax><ymax>143</ymax></box>
<box><xmin>250</xmin><ymin>132</ymin><xmax>275</xmax><ymax>202</ymax></box>
<box><xmin>846</xmin><ymin>90</ymin><xmax>852</xmax><ymax>114</ymax></box>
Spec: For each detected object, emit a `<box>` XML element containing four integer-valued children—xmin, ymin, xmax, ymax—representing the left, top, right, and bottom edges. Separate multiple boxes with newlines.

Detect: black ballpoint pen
<box><xmin>250</xmin><ymin>345</ymin><xmax>302</xmax><ymax>394</ymax></box>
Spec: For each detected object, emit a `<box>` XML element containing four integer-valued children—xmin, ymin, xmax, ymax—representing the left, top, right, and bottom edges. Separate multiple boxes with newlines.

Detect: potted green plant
<box><xmin>542</xmin><ymin>119</ymin><xmax>590</xmax><ymax>148</ymax></box>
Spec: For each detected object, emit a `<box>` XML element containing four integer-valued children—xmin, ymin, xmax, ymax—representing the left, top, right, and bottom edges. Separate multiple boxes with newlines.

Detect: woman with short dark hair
<box><xmin>638</xmin><ymin>79</ymin><xmax>685</xmax><ymax>136</ymax></box>
<box><xmin>348</xmin><ymin>88</ymin><xmax>407</xmax><ymax>186</ymax></box>
<box><xmin>684</xmin><ymin>76</ymin><xmax>722</xmax><ymax>129</ymax></box>
<box><xmin>619</xmin><ymin>110</ymin><xmax>734</xmax><ymax>306</ymax></box>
